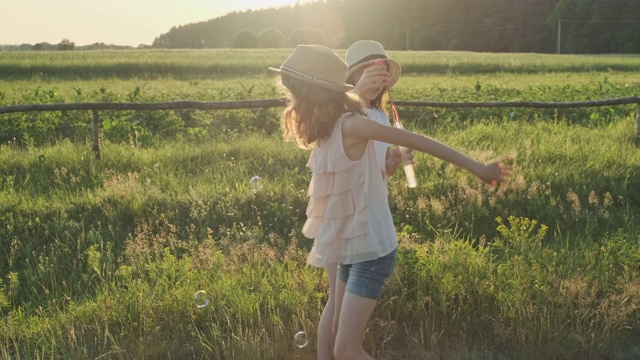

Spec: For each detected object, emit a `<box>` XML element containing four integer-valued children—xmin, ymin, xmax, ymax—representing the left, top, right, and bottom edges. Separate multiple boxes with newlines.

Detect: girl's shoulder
<box><xmin>341</xmin><ymin>112</ymin><xmax>378</xmax><ymax>131</ymax></box>
<box><xmin>317</xmin><ymin>112</ymin><xmax>356</xmax><ymax>147</ymax></box>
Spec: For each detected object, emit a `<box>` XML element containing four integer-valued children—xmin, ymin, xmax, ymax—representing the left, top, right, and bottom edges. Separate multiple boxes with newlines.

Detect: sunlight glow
<box><xmin>0</xmin><ymin>0</ymin><xmax>313</xmax><ymax>46</ymax></box>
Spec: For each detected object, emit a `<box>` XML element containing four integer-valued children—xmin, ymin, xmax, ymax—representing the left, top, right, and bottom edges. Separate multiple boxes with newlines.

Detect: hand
<box><xmin>392</xmin><ymin>147</ymin><xmax>414</xmax><ymax>165</ymax></box>
<box><xmin>352</xmin><ymin>64</ymin><xmax>391</xmax><ymax>101</ymax></box>
<box><xmin>477</xmin><ymin>156</ymin><xmax>513</xmax><ymax>186</ymax></box>
<box><xmin>387</xmin><ymin>147</ymin><xmax>414</xmax><ymax>174</ymax></box>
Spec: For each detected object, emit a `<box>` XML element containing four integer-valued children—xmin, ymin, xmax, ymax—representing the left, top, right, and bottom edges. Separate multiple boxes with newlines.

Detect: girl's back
<box><xmin>304</xmin><ymin>113</ymin><xmax>397</xmax><ymax>267</ymax></box>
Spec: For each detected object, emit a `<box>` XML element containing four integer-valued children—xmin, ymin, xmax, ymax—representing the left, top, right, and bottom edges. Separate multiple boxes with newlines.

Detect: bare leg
<box><xmin>317</xmin><ymin>263</ymin><xmax>338</xmax><ymax>360</ymax></box>
<box><xmin>333</xmin><ymin>292</ymin><xmax>377</xmax><ymax>360</ymax></box>
<box><xmin>332</xmin><ymin>276</ymin><xmax>347</xmax><ymax>339</ymax></box>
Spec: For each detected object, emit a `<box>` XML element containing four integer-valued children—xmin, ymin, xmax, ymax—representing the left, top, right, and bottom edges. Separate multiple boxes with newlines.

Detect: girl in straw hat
<box><xmin>345</xmin><ymin>40</ymin><xmax>410</xmax><ymax>185</ymax></box>
<box><xmin>271</xmin><ymin>45</ymin><xmax>512</xmax><ymax>360</ymax></box>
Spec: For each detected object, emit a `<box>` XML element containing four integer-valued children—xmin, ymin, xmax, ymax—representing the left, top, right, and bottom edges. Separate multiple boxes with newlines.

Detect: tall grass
<box><xmin>1</xmin><ymin>118</ymin><xmax>638</xmax><ymax>359</ymax></box>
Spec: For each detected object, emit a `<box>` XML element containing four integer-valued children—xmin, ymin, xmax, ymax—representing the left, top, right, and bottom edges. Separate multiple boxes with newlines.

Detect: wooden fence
<box><xmin>1</xmin><ymin>97</ymin><xmax>639</xmax><ymax>160</ymax></box>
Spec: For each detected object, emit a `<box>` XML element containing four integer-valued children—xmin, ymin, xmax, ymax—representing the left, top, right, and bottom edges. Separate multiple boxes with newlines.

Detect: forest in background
<box><xmin>2</xmin><ymin>0</ymin><xmax>639</xmax><ymax>53</ymax></box>
<box><xmin>151</xmin><ymin>0</ymin><xmax>640</xmax><ymax>53</ymax></box>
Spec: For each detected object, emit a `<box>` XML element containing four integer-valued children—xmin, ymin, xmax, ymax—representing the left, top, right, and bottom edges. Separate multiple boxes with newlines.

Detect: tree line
<box><xmin>2</xmin><ymin>0</ymin><xmax>638</xmax><ymax>53</ymax></box>
<box><xmin>0</xmin><ymin>39</ymin><xmax>141</xmax><ymax>51</ymax></box>
<box><xmin>152</xmin><ymin>0</ymin><xmax>640</xmax><ymax>53</ymax></box>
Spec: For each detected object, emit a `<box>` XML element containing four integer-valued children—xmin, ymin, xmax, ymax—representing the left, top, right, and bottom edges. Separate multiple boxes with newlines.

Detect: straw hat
<box><xmin>269</xmin><ymin>45</ymin><xmax>353</xmax><ymax>93</ymax></box>
<box><xmin>345</xmin><ymin>40</ymin><xmax>401</xmax><ymax>87</ymax></box>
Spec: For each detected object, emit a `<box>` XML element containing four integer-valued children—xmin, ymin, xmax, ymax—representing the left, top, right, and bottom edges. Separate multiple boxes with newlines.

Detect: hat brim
<box><xmin>345</xmin><ymin>58</ymin><xmax>401</xmax><ymax>88</ymax></box>
<box><xmin>269</xmin><ymin>67</ymin><xmax>353</xmax><ymax>93</ymax></box>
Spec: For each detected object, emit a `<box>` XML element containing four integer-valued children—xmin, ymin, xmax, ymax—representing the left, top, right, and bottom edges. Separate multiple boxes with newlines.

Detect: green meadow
<box><xmin>0</xmin><ymin>49</ymin><xmax>639</xmax><ymax>359</ymax></box>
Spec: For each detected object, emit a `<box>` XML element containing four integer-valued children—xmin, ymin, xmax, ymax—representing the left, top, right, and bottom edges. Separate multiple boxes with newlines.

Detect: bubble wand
<box><xmin>376</xmin><ymin>59</ymin><xmax>417</xmax><ymax>188</ymax></box>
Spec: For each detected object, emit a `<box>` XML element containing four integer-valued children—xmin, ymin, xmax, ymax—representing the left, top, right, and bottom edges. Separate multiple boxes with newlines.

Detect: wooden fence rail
<box><xmin>1</xmin><ymin>97</ymin><xmax>638</xmax><ymax>160</ymax></box>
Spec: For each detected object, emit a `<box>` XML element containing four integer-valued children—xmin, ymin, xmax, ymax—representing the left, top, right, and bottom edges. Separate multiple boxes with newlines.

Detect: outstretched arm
<box><xmin>342</xmin><ymin>115</ymin><xmax>512</xmax><ymax>185</ymax></box>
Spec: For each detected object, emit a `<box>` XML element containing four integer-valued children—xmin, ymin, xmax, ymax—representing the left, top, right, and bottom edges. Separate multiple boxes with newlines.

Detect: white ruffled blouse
<box><xmin>302</xmin><ymin>113</ymin><xmax>398</xmax><ymax>267</ymax></box>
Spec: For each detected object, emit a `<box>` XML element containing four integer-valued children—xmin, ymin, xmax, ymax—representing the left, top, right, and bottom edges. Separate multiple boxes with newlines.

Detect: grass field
<box><xmin>1</xmin><ymin>49</ymin><xmax>639</xmax><ymax>360</ymax></box>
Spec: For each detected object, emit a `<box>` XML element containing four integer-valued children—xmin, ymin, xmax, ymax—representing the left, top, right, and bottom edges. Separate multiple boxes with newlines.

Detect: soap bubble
<box><xmin>249</xmin><ymin>176</ymin><xmax>264</xmax><ymax>193</ymax></box>
<box><xmin>294</xmin><ymin>331</ymin><xmax>308</xmax><ymax>348</ymax></box>
<box><xmin>193</xmin><ymin>290</ymin><xmax>209</xmax><ymax>309</ymax></box>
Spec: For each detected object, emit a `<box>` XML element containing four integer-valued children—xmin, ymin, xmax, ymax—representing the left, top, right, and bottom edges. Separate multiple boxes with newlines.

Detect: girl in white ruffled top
<box><xmin>270</xmin><ymin>45</ymin><xmax>512</xmax><ymax>360</ymax></box>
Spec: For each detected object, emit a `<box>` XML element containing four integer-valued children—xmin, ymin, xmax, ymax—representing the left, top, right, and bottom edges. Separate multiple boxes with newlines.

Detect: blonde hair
<box><xmin>279</xmin><ymin>75</ymin><xmax>365</xmax><ymax>149</ymax></box>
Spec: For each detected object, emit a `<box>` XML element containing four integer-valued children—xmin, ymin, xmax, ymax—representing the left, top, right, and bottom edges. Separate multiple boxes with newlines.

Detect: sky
<box><xmin>0</xmin><ymin>0</ymin><xmax>311</xmax><ymax>46</ymax></box>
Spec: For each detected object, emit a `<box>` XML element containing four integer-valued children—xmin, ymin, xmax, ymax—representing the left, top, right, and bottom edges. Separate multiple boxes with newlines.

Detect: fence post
<box><xmin>92</xmin><ymin>109</ymin><xmax>101</xmax><ymax>160</ymax></box>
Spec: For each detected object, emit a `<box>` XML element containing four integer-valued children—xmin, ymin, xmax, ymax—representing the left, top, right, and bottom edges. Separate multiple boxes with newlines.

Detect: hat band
<box><xmin>280</xmin><ymin>65</ymin><xmax>337</xmax><ymax>86</ymax></box>
<box><xmin>348</xmin><ymin>54</ymin><xmax>388</xmax><ymax>70</ymax></box>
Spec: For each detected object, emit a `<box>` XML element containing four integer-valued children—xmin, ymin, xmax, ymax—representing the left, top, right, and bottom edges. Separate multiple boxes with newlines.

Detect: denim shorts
<box><xmin>337</xmin><ymin>248</ymin><xmax>397</xmax><ymax>300</ymax></box>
